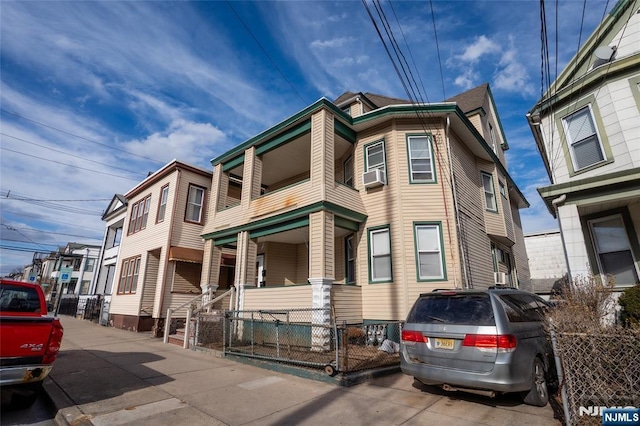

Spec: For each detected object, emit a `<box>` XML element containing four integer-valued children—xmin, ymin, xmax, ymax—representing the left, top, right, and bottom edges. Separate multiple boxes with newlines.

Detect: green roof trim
<box><xmin>249</xmin><ymin>217</ymin><xmax>309</xmax><ymax>239</ymax></box>
<box><xmin>222</xmin><ymin>153</ymin><xmax>245</xmax><ymax>172</ymax></box>
<box><xmin>352</xmin><ymin>103</ymin><xmax>458</xmax><ymax>125</ymax></box>
<box><xmin>210</xmin><ymin>98</ymin><xmax>352</xmax><ymax>167</ymax></box>
<box><xmin>202</xmin><ymin>200</ymin><xmax>367</xmax><ymax>242</ymax></box>
<box><xmin>335</xmin><ymin>118</ymin><xmax>356</xmax><ymax>143</ymax></box>
<box><xmin>335</xmin><ymin>216</ymin><xmax>360</xmax><ymax>232</ymax></box>
<box><xmin>255</xmin><ymin>120</ymin><xmax>311</xmax><ymax>156</ymax></box>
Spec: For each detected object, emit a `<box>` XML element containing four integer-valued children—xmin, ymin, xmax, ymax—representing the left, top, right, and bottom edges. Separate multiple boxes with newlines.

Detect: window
<box><xmin>407</xmin><ymin>135</ymin><xmax>435</xmax><ymax>183</ymax></box>
<box><xmin>589</xmin><ymin>215</ymin><xmax>639</xmax><ymax>286</ymax></box>
<box><xmin>73</xmin><ymin>258</ymin><xmax>82</xmax><ymax>271</ymax></box>
<box><xmin>157</xmin><ymin>185</ymin><xmax>169</xmax><ymax>223</ymax></box>
<box><xmin>186</xmin><ymin>184</ymin><xmax>205</xmax><ymax>223</ymax></box>
<box><xmin>499</xmin><ymin>180</ymin><xmax>506</xmax><ymax>198</ymax></box>
<box><xmin>414</xmin><ymin>223</ymin><xmax>445</xmax><ymax>280</ymax></box>
<box><xmin>80</xmin><ymin>280</ymin><xmax>91</xmax><ymax>295</ymax></box>
<box><xmin>128</xmin><ymin>195</ymin><xmax>151</xmax><ymax>235</ymax></box>
<box><xmin>84</xmin><ymin>258</ymin><xmax>95</xmax><ymax>272</ymax></box>
<box><xmin>118</xmin><ymin>256</ymin><xmax>140</xmax><ymax>294</ymax></box>
<box><xmin>489</xmin><ymin>123</ymin><xmax>497</xmax><ymax>153</ymax></box>
<box><xmin>368</xmin><ymin>226</ymin><xmax>392</xmax><ymax>282</ymax></box>
<box><xmin>481</xmin><ymin>172</ymin><xmax>497</xmax><ymax>212</ymax></box>
<box><xmin>113</xmin><ymin>227</ymin><xmax>122</xmax><ymax>247</ymax></box>
<box><xmin>345</xmin><ymin>234</ymin><xmax>356</xmax><ymax>284</ymax></box>
<box><xmin>344</xmin><ymin>156</ymin><xmax>354</xmax><ymax>187</ymax></box>
<box><xmin>562</xmin><ymin>106</ymin><xmax>605</xmax><ymax>171</ymax></box>
<box><xmin>365</xmin><ymin>140</ymin><xmax>386</xmax><ymax>172</ymax></box>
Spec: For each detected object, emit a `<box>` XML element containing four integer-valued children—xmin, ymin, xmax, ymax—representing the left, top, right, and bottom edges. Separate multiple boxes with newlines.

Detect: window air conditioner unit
<box><xmin>362</xmin><ymin>169</ymin><xmax>386</xmax><ymax>189</ymax></box>
<box><xmin>494</xmin><ymin>272</ymin><xmax>508</xmax><ymax>285</ymax></box>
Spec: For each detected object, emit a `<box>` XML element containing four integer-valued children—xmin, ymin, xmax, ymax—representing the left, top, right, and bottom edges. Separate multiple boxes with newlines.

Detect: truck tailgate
<box><xmin>0</xmin><ymin>316</ymin><xmax>55</xmax><ymax>360</ymax></box>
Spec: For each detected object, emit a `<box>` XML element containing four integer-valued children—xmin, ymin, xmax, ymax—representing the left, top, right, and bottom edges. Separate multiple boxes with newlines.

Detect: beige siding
<box><xmin>334</xmin><ymin>237</ymin><xmax>345</xmax><ymax>283</ymax></box>
<box><xmin>331</xmin><ymin>285</ymin><xmax>363</xmax><ymax>323</ymax></box>
<box><xmin>295</xmin><ymin>243</ymin><xmax>309</xmax><ymax>284</ymax></box>
<box><xmin>450</xmin><ymin>132</ymin><xmax>494</xmax><ymax>289</ymax></box>
<box><xmin>478</xmin><ymin>162</ymin><xmax>506</xmax><ymax>238</ymax></box>
<box><xmin>268</xmin><ymin>172</ymin><xmax>310</xmax><ymax>192</ymax></box>
<box><xmin>500</xmin><ymin>176</ymin><xmax>516</xmax><ymax>243</ymax></box>
<box><xmin>243</xmin><ymin>285</ymin><xmax>313</xmax><ymax>310</ymax></box>
<box><xmin>511</xmin><ymin>202</ymin><xmax>532</xmax><ymax>291</ymax></box>
<box><xmin>170</xmin><ymin>170</ymin><xmax>211</xmax><ymax>248</ymax></box>
<box><xmin>171</xmin><ymin>261</ymin><xmax>202</xmax><ymax>293</ymax></box>
<box><xmin>140</xmin><ymin>249</ymin><xmax>160</xmax><ymax>316</ymax></box>
<box><xmin>264</xmin><ymin>242</ymin><xmax>303</xmax><ymax>285</ymax></box>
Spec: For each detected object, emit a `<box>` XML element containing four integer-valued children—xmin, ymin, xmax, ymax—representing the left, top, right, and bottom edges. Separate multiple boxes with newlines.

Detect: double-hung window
<box><xmin>562</xmin><ymin>106</ymin><xmax>605</xmax><ymax>171</ymax></box>
<box><xmin>588</xmin><ymin>215</ymin><xmax>639</xmax><ymax>286</ymax></box>
<box><xmin>118</xmin><ymin>256</ymin><xmax>140</xmax><ymax>294</ymax></box>
<box><xmin>128</xmin><ymin>195</ymin><xmax>151</xmax><ymax>235</ymax></box>
<box><xmin>414</xmin><ymin>223</ymin><xmax>445</xmax><ymax>280</ymax></box>
<box><xmin>186</xmin><ymin>184</ymin><xmax>205</xmax><ymax>223</ymax></box>
<box><xmin>369</xmin><ymin>226</ymin><xmax>392</xmax><ymax>282</ymax></box>
<box><xmin>345</xmin><ymin>234</ymin><xmax>356</xmax><ymax>284</ymax></box>
<box><xmin>481</xmin><ymin>172</ymin><xmax>497</xmax><ymax>212</ymax></box>
<box><xmin>157</xmin><ymin>185</ymin><xmax>169</xmax><ymax>223</ymax></box>
<box><xmin>407</xmin><ymin>135</ymin><xmax>435</xmax><ymax>183</ymax></box>
<box><xmin>365</xmin><ymin>140</ymin><xmax>386</xmax><ymax>173</ymax></box>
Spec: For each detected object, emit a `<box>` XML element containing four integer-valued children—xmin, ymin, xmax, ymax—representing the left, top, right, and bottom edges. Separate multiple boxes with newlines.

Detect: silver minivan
<box><xmin>400</xmin><ymin>288</ymin><xmax>554</xmax><ymax>406</ymax></box>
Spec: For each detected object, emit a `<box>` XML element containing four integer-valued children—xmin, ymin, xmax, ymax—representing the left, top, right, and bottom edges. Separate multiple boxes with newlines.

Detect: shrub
<box><xmin>619</xmin><ymin>285</ymin><xmax>640</xmax><ymax>326</ymax></box>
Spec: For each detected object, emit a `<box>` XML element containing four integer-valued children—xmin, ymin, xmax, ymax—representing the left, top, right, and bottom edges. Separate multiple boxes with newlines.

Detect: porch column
<box><xmin>308</xmin><ymin>210</ymin><xmax>335</xmax><ymax>350</ymax></box>
<box><xmin>200</xmin><ymin>240</ymin><xmax>221</xmax><ymax>294</ymax></box>
<box><xmin>310</xmin><ymin>109</ymin><xmax>335</xmax><ymax>196</ymax></box>
<box><xmin>557</xmin><ymin>203</ymin><xmax>591</xmax><ymax>282</ymax></box>
<box><xmin>241</xmin><ymin>147</ymin><xmax>262</xmax><ymax>211</ymax></box>
<box><xmin>234</xmin><ymin>230</ymin><xmax>257</xmax><ymax>311</ymax></box>
<box><xmin>210</xmin><ymin>163</ymin><xmax>228</xmax><ymax>216</ymax></box>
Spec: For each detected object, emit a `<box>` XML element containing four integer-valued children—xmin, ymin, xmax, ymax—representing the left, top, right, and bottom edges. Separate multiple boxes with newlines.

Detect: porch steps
<box><xmin>167</xmin><ymin>311</ymin><xmax>224</xmax><ymax>347</ymax></box>
<box><xmin>168</xmin><ymin>328</ymin><xmax>187</xmax><ymax>346</ymax></box>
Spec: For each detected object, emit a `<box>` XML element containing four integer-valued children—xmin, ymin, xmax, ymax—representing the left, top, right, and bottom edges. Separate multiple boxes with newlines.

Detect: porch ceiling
<box><xmin>255</xmin><ymin>225</ymin><xmax>352</xmax><ymax>245</ymax></box>
<box><xmin>578</xmin><ymin>196</ymin><xmax>640</xmax><ymax>216</ymax></box>
<box><xmin>227</xmin><ymin>132</ymin><xmax>352</xmax><ymax>187</ymax></box>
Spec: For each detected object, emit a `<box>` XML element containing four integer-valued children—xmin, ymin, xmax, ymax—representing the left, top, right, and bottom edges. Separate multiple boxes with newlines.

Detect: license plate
<box><xmin>434</xmin><ymin>338</ymin><xmax>454</xmax><ymax>350</ymax></box>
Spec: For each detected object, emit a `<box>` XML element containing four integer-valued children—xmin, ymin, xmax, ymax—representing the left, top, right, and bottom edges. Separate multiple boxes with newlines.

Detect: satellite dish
<box><xmin>594</xmin><ymin>45</ymin><xmax>615</xmax><ymax>60</ymax></box>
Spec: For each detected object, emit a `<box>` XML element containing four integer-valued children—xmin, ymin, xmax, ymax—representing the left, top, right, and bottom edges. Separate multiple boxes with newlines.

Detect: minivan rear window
<box><xmin>406</xmin><ymin>294</ymin><xmax>495</xmax><ymax>325</ymax></box>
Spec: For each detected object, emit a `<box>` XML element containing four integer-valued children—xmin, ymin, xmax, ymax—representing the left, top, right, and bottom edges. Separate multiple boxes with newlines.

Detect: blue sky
<box><xmin>0</xmin><ymin>1</ymin><xmax>613</xmax><ymax>275</ymax></box>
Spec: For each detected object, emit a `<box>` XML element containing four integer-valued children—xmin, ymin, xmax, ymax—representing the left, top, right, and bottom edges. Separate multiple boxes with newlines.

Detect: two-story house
<box><xmin>49</xmin><ymin>242</ymin><xmax>101</xmax><ymax>306</ymax></box>
<box><xmin>527</xmin><ymin>0</ymin><xmax>640</xmax><ymax>291</ymax></box>
<box><xmin>90</xmin><ymin>194</ymin><xmax>127</xmax><ymax>324</ymax></box>
<box><xmin>108</xmin><ymin>160</ymin><xmax>212</xmax><ymax>333</ymax></box>
<box><xmin>200</xmin><ymin>83</ymin><xmax>530</xmax><ymax>326</ymax></box>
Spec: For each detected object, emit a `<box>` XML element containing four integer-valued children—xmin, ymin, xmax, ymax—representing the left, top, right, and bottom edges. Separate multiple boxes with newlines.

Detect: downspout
<box><xmin>158</xmin><ymin>168</ymin><xmax>181</xmax><ymax>333</ymax></box>
<box><xmin>551</xmin><ymin>194</ymin><xmax>572</xmax><ymax>285</ymax></box>
<box><xmin>445</xmin><ymin>115</ymin><xmax>468</xmax><ymax>289</ymax></box>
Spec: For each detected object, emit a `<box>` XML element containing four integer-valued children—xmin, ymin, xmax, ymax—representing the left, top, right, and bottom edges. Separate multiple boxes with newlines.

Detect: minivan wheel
<box><xmin>523</xmin><ymin>358</ymin><xmax>548</xmax><ymax>407</ymax></box>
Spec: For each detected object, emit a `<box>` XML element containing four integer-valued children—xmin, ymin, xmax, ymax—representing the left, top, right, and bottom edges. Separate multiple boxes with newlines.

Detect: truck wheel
<box><xmin>523</xmin><ymin>358</ymin><xmax>548</xmax><ymax>407</ymax></box>
<box><xmin>11</xmin><ymin>381</ymin><xmax>42</xmax><ymax>409</ymax></box>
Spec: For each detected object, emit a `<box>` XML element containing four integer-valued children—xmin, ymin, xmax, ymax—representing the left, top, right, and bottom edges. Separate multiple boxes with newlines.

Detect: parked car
<box><xmin>0</xmin><ymin>279</ymin><xmax>64</xmax><ymax>408</ymax></box>
<box><xmin>400</xmin><ymin>288</ymin><xmax>554</xmax><ymax>406</ymax></box>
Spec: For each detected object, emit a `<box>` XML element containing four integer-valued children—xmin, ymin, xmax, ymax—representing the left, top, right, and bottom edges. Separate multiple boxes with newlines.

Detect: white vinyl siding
<box><xmin>369</xmin><ymin>227</ymin><xmax>391</xmax><ymax>282</ymax></box>
<box><xmin>414</xmin><ymin>224</ymin><xmax>445</xmax><ymax>280</ymax></box>
<box><xmin>481</xmin><ymin>172</ymin><xmax>497</xmax><ymax>212</ymax></box>
<box><xmin>407</xmin><ymin>135</ymin><xmax>434</xmax><ymax>183</ymax></box>
<box><xmin>562</xmin><ymin>105</ymin><xmax>605</xmax><ymax>171</ymax></box>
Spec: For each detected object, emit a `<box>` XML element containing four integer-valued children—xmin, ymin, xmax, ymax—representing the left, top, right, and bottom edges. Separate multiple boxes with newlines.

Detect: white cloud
<box><xmin>453</xmin><ymin>69</ymin><xmax>479</xmax><ymax>90</ymax></box>
<box><xmin>458</xmin><ymin>35</ymin><xmax>500</xmax><ymax>63</ymax></box>
<box><xmin>310</xmin><ymin>37</ymin><xmax>354</xmax><ymax>49</ymax></box>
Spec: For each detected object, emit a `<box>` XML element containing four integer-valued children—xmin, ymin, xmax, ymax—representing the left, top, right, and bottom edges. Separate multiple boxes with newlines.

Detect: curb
<box><xmin>43</xmin><ymin>377</ymin><xmax>93</xmax><ymax>426</ymax></box>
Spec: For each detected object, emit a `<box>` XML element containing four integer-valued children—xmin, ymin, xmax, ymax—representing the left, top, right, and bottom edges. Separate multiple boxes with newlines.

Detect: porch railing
<box><xmin>163</xmin><ymin>286</ymin><xmax>222</xmax><ymax>344</ymax></box>
<box><xmin>183</xmin><ymin>287</ymin><xmax>235</xmax><ymax>349</ymax></box>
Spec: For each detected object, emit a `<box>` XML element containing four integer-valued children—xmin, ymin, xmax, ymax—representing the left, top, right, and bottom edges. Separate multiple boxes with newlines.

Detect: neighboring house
<box><xmin>48</xmin><ymin>242</ymin><xmax>101</xmax><ymax>303</ymax></box>
<box><xmin>200</xmin><ymin>84</ymin><xmax>530</xmax><ymax>326</ymax></box>
<box><xmin>90</xmin><ymin>194</ymin><xmax>127</xmax><ymax>324</ymax></box>
<box><xmin>527</xmin><ymin>0</ymin><xmax>640</xmax><ymax>293</ymax></box>
<box><xmin>108</xmin><ymin>160</ymin><xmax>212</xmax><ymax>333</ymax></box>
<box><xmin>524</xmin><ymin>230</ymin><xmax>568</xmax><ymax>296</ymax></box>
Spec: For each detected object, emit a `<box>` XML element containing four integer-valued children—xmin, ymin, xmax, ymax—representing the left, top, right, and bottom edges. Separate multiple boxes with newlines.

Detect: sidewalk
<box><xmin>45</xmin><ymin>317</ymin><xmax>562</xmax><ymax>426</ymax></box>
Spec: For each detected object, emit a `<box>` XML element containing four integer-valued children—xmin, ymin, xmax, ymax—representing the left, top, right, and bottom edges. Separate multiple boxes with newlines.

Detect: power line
<box><xmin>1</xmin><ymin>224</ymin><xmax>102</xmax><ymax>241</ymax></box>
<box><xmin>1</xmin><ymin>108</ymin><xmax>165</xmax><ymax>165</ymax></box>
<box><xmin>225</xmin><ymin>1</ymin><xmax>308</xmax><ymax>107</ymax></box>
<box><xmin>1</xmin><ymin>132</ymin><xmax>146</xmax><ymax>176</ymax></box>
<box><xmin>0</xmin><ymin>224</ymin><xmax>52</xmax><ymax>251</ymax></box>
<box><xmin>0</xmin><ymin>208</ymin><xmax>104</xmax><ymax>231</ymax></box>
<box><xmin>1</xmin><ymin>191</ymin><xmax>104</xmax><ymax>215</ymax></box>
<box><xmin>0</xmin><ymin>146</ymin><xmax>140</xmax><ymax>182</ymax></box>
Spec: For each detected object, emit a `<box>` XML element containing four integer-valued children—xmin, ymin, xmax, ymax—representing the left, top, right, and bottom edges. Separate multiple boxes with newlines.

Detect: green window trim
<box><xmin>413</xmin><ymin>221</ymin><xmax>447</xmax><ymax>282</ymax></box>
<box><xmin>554</xmin><ymin>95</ymin><xmax>613</xmax><ymax>176</ymax></box>
<box><xmin>367</xmin><ymin>224</ymin><xmax>393</xmax><ymax>284</ymax></box>
<box><xmin>406</xmin><ymin>133</ymin><xmax>437</xmax><ymax>184</ymax></box>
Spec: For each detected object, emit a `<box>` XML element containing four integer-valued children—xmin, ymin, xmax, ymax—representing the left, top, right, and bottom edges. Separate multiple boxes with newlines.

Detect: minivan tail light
<box><xmin>401</xmin><ymin>330</ymin><xmax>428</xmax><ymax>343</ymax></box>
<box><xmin>462</xmin><ymin>334</ymin><xmax>516</xmax><ymax>352</ymax></box>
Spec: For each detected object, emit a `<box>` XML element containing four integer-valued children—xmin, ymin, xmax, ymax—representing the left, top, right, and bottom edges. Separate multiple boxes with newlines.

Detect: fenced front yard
<box><xmin>191</xmin><ymin>307</ymin><xmax>401</xmax><ymax>377</ymax></box>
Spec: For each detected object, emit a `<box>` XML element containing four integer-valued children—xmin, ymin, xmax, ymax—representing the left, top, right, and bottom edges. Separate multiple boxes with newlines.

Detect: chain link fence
<box><xmin>191</xmin><ymin>307</ymin><xmax>401</xmax><ymax>376</ymax></box>
<box><xmin>553</xmin><ymin>328</ymin><xmax>640</xmax><ymax>425</ymax></box>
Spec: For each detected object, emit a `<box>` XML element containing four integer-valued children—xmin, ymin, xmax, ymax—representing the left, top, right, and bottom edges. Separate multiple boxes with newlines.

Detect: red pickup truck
<box><xmin>0</xmin><ymin>279</ymin><xmax>64</xmax><ymax>407</ymax></box>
